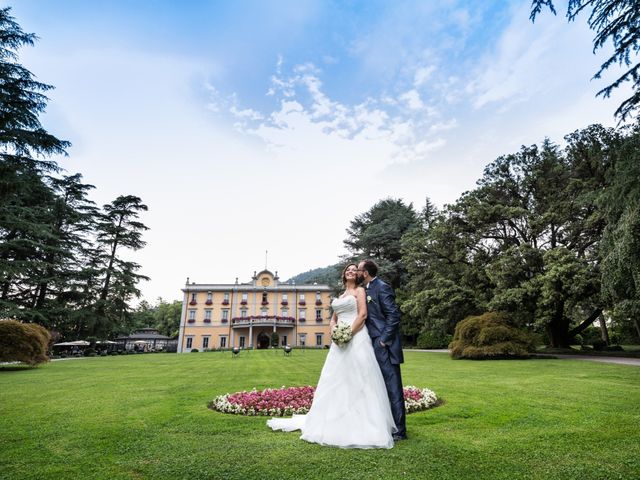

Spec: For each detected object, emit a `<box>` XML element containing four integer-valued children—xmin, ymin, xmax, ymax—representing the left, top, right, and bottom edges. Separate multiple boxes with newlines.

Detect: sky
<box><xmin>3</xmin><ymin>0</ymin><xmax>632</xmax><ymax>303</ymax></box>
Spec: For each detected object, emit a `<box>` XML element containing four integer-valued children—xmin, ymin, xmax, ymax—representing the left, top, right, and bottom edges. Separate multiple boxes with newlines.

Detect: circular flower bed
<box><xmin>209</xmin><ymin>385</ymin><xmax>439</xmax><ymax>416</ymax></box>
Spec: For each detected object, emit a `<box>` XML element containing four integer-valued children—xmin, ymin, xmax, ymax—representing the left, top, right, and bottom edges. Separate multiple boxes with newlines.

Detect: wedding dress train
<box><xmin>267</xmin><ymin>295</ymin><xmax>395</xmax><ymax>449</ymax></box>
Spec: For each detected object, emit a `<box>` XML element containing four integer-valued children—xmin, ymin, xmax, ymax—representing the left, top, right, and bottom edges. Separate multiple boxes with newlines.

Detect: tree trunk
<box><xmin>634</xmin><ymin>319</ymin><xmax>640</xmax><ymax>341</ymax></box>
<box><xmin>598</xmin><ymin>314</ymin><xmax>610</xmax><ymax>345</ymax></box>
<box><xmin>568</xmin><ymin>308</ymin><xmax>603</xmax><ymax>338</ymax></box>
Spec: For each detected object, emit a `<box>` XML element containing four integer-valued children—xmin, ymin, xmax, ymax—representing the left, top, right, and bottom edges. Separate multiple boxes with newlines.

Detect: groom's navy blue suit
<box><xmin>365</xmin><ymin>277</ymin><xmax>407</xmax><ymax>438</ymax></box>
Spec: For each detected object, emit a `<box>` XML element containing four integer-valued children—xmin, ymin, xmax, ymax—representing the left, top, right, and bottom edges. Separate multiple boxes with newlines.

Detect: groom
<box><xmin>358</xmin><ymin>259</ymin><xmax>407</xmax><ymax>441</ymax></box>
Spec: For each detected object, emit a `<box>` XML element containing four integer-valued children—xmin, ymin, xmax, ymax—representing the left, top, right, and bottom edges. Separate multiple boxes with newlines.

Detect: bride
<box><xmin>267</xmin><ymin>263</ymin><xmax>396</xmax><ymax>449</ymax></box>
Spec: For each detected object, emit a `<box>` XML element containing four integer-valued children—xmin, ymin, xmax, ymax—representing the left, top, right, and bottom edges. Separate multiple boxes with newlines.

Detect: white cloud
<box><xmin>399</xmin><ymin>89</ymin><xmax>424</xmax><ymax>110</ymax></box>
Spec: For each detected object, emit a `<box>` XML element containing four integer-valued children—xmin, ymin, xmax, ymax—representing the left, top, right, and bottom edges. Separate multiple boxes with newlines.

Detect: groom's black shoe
<box><xmin>392</xmin><ymin>434</ymin><xmax>408</xmax><ymax>441</ymax></box>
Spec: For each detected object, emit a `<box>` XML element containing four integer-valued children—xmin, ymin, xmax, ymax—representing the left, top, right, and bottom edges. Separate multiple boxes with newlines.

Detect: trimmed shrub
<box><xmin>417</xmin><ymin>329</ymin><xmax>452</xmax><ymax>349</ymax></box>
<box><xmin>84</xmin><ymin>348</ymin><xmax>96</xmax><ymax>356</ymax></box>
<box><xmin>0</xmin><ymin>319</ymin><xmax>51</xmax><ymax>366</ymax></box>
<box><xmin>450</xmin><ymin>312</ymin><xmax>536</xmax><ymax>360</ymax></box>
<box><xmin>191</xmin><ymin>348</ymin><xmax>199</xmax><ymax>353</ymax></box>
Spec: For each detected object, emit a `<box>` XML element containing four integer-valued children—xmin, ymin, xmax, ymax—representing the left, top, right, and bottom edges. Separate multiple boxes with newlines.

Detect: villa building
<box><xmin>177</xmin><ymin>269</ymin><xmax>334</xmax><ymax>352</ymax></box>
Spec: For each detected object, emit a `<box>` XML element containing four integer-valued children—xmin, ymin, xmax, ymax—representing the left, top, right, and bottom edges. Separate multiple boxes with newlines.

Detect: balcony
<box><xmin>204</xmin><ymin>319</ymin><xmax>211</xmax><ymax>323</ymax></box>
<box><xmin>189</xmin><ymin>300</ymin><xmax>197</xmax><ymax>305</ymax></box>
<box><xmin>240</xmin><ymin>300</ymin><xmax>248</xmax><ymax>305</ymax></box>
<box><xmin>205</xmin><ymin>300</ymin><xmax>213</xmax><ymax>305</ymax></box>
<box><xmin>281</xmin><ymin>300</ymin><xmax>288</xmax><ymax>306</ymax></box>
<box><xmin>298</xmin><ymin>300</ymin><xmax>306</xmax><ymax>306</ymax></box>
<box><xmin>222</xmin><ymin>300</ymin><xmax>229</xmax><ymax>305</ymax></box>
<box><xmin>231</xmin><ymin>315</ymin><xmax>296</xmax><ymax>328</ymax></box>
<box><xmin>187</xmin><ymin>319</ymin><xmax>195</xmax><ymax>324</ymax></box>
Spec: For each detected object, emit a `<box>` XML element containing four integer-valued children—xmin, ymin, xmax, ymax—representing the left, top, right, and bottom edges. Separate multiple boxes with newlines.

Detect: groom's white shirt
<box><xmin>366</xmin><ymin>277</ymin><xmax>377</xmax><ymax>289</ymax></box>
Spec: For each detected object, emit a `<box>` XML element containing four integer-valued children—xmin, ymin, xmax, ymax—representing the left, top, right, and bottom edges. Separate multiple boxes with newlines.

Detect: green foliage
<box><xmin>416</xmin><ymin>329</ymin><xmax>452</xmax><ymax>349</ymax></box>
<box><xmin>399</xmin><ymin>126</ymin><xmax>629</xmax><ymax>348</ymax></box>
<box><xmin>0</xmin><ymin>318</ymin><xmax>50</xmax><ymax>365</ymax></box>
<box><xmin>450</xmin><ymin>312</ymin><xmax>537</xmax><ymax>359</ymax></box>
<box><xmin>270</xmin><ymin>331</ymin><xmax>279</xmax><ymax>347</ymax></box>
<box><xmin>344</xmin><ymin>198</ymin><xmax>419</xmax><ymax>289</ymax></box>
<box><xmin>190</xmin><ymin>348</ymin><xmax>199</xmax><ymax>353</ymax></box>
<box><xmin>286</xmin><ymin>264</ymin><xmax>341</xmax><ymax>287</ymax></box>
<box><xmin>531</xmin><ymin>0</ymin><xmax>640</xmax><ymax>121</ymax></box>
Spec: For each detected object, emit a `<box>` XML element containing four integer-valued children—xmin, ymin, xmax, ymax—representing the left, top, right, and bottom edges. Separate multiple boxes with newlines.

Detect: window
<box><xmin>261</xmin><ymin>292</ymin><xmax>268</xmax><ymax>305</ymax></box>
<box><xmin>282</xmin><ymin>335</ymin><xmax>287</xmax><ymax>346</ymax></box>
<box><xmin>191</xmin><ymin>293</ymin><xmax>196</xmax><ymax>302</ymax></box>
<box><xmin>282</xmin><ymin>293</ymin><xmax>288</xmax><ymax>301</ymax></box>
<box><xmin>239</xmin><ymin>336</ymin><xmax>246</xmax><ymax>348</ymax></box>
<box><xmin>315</xmin><ymin>309</ymin><xmax>322</xmax><ymax>321</ymax></box>
<box><xmin>222</xmin><ymin>310</ymin><xmax>229</xmax><ymax>322</ymax></box>
<box><xmin>188</xmin><ymin>310</ymin><xmax>196</xmax><ymax>322</ymax></box>
<box><xmin>241</xmin><ymin>293</ymin><xmax>248</xmax><ymax>304</ymax></box>
<box><xmin>204</xmin><ymin>310</ymin><xmax>212</xmax><ymax>322</ymax></box>
<box><xmin>316</xmin><ymin>334</ymin><xmax>323</xmax><ymax>346</ymax></box>
<box><xmin>282</xmin><ymin>308</ymin><xmax>289</xmax><ymax>317</ymax></box>
<box><xmin>240</xmin><ymin>309</ymin><xmax>247</xmax><ymax>318</ymax></box>
<box><xmin>222</xmin><ymin>292</ymin><xmax>229</xmax><ymax>305</ymax></box>
<box><xmin>299</xmin><ymin>334</ymin><xmax>306</xmax><ymax>346</ymax></box>
<box><xmin>261</xmin><ymin>308</ymin><xmax>268</xmax><ymax>317</ymax></box>
<box><xmin>206</xmin><ymin>292</ymin><xmax>212</xmax><ymax>304</ymax></box>
<box><xmin>202</xmin><ymin>337</ymin><xmax>210</xmax><ymax>349</ymax></box>
<box><xmin>186</xmin><ymin>337</ymin><xmax>193</xmax><ymax>349</ymax></box>
<box><xmin>300</xmin><ymin>294</ymin><xmax>305</xmax><ymax>301</ymax></box>
<box><xmin>219</xmin><ymin>336</ymin><xmax>227</xmax><ymax>348</ymax></box>
<box><xmin>299</xmin><ymin>309</ymin><xmax>306</xmax><ymax>321</ymax></box>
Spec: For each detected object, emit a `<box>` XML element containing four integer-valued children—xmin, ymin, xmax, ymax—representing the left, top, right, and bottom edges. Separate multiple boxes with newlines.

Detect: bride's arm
<box><xmin>351</xmin><ymin>287</ymin><xmax>368</xmax><ymax>334</ymax></box>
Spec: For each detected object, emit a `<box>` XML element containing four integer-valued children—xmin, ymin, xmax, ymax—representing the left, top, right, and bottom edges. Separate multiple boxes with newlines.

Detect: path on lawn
<box><xmin>414</xmin><ymin>349</ymin><xmax>640</xmax><ymax>366</ymax></box>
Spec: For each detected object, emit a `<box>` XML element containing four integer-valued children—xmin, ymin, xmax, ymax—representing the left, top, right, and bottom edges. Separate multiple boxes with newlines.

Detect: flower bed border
<box><xmin>208</xmin><ymin>385</ymin><xmax>440</xmax><ymax>416</ymax></box>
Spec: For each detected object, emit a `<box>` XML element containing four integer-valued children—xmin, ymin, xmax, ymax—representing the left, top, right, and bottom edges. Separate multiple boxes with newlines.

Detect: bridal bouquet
<box><xmin>331</xmin><ymin>321</ymin><xmax>353</xmax><ymax>346</ymax></box>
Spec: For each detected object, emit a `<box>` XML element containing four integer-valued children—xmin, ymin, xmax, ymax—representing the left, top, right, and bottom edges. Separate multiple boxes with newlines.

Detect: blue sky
<box><xmin>3</xmin><ymin>1</ymin><xmax>631</xmax><ymax>302</ymax></box>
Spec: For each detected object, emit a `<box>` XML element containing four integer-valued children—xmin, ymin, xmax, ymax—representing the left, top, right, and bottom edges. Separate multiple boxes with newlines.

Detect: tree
<box><xmin>531</xmin><ymin>0</ymin><xmax>640</xmax><ymax>121</ymax></box>
<box><xmin>599</xmin><ymin>123</ymin><xmax>640</xmax><ymax>340</ymax></box>
<box><xmin>91</xmin><ymin>195</ymin><xmax>149</xmax><ymax>337</ymax></box>
<box><xmin>401</xmin><ymin>126</ymin><xmax>620</xmax><ymax>348</ymax></box>
<box><xmin>153</xmin><ymin>298</ymin><xmax>182</xmax><ymax>338</ymax></box>
<box><xmin>344</xmin><ymin>198</ymin><xmax>419</xmax><ymax>290</ymax></box>
<box><xmin>0</xmin><ymin>7</ymin><xmax>70</xmax><ymax>323</ymax></box>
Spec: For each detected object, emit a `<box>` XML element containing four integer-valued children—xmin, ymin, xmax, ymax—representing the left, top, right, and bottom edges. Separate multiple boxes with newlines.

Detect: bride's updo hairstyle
<box><xmin>341</xmin><ymin>263</ymin><xmax>360</xmax><ymax>286</ymax></box>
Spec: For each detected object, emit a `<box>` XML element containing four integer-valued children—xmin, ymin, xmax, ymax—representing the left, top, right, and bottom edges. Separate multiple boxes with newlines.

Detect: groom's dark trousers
<box><xmin>365</xmin><ymin>278</ymin><xmax>407</xmax><ymax>437</ymax></box>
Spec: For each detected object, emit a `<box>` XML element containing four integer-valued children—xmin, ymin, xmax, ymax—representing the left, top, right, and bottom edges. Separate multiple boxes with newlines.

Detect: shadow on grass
<box><xmin>0</xmin><ymin>364</ymin><xmax>40</xmax><ymax>372</ymax></box>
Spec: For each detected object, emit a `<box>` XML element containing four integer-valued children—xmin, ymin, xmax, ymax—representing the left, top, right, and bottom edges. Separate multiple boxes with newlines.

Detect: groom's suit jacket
<box><xmin>365</xmin><ymin>277</ymin><xmax>404</xmax><ymax>365</ymax></box>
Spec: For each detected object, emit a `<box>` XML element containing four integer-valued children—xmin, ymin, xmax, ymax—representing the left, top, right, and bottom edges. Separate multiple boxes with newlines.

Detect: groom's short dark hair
<box><xmin>360</xmin><ymin>259</ymin><xmax>378</xmax><ymax>277</ymax></box>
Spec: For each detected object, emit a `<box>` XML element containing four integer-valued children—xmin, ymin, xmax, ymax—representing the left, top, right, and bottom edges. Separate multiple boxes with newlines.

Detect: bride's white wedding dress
<box><xmin>267</xmin><ymin>295</ymin><xmax>395</xmax><ymax>449</ymax></box>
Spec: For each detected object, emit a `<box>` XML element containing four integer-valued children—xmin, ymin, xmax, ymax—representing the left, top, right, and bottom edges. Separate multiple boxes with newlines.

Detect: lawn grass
<box><xmin>1</xmin><ymin>350</ymin><xmax>639</xmax><ymax>480</ymax></box>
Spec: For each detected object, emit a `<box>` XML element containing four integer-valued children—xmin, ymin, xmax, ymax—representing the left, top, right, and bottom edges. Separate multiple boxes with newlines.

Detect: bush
<box><xmin>0</xmin><ymin>319</ymin><xmax>51</xmax><ymax>366</ymax></box>
<box><xmin>84</xmin><ymin>348</ymin><xmax>96</xmax><ymax>356</ymax></box>
<box><xmin>449</xmin><ymin>312</ymin><xmax>536</xmax><ymax>360</ymax></box>
<box><xmin>417</xmin><ymin>329</ymin><xmax>452</xmax><ymax>349</ymax></box>
<box><xmin>191</xmin><ymin>348</ymin><xmax>199</xmax><ymax>353</ymax></box>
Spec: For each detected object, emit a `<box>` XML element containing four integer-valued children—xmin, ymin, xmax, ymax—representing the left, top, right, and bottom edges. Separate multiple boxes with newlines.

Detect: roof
<box><xmin>116</xmin><ymin>331</ymin><xmax>173</xmax><ymax>341</ymax></box>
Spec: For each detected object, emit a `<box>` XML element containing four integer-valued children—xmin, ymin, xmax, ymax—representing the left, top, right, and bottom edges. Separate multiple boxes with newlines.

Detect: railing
<box><xmin>231</xmin><ymin>316</ymin><xmax>297</xmax><ymax>327</ymax></box>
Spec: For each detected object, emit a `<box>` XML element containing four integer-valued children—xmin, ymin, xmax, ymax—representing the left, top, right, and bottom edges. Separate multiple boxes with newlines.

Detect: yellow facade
<box><xmin>177</xmin><ymin>269</ymin><xmax>334</xmax><ymax>352</ymax></box>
